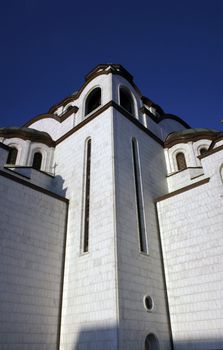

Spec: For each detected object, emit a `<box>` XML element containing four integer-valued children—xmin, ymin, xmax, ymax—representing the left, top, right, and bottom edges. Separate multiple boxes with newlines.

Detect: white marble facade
<box><xmin>0</xmin><ymin>64</ymin><xmax>223</xmax><ymax>350</ymax></box>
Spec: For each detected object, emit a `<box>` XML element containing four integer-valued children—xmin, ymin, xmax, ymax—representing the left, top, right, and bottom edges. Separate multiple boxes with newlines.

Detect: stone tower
<box><xmin>1</xmin><ymin>64</ymin><xmax>223</xmax><ymax>350</ymax></box>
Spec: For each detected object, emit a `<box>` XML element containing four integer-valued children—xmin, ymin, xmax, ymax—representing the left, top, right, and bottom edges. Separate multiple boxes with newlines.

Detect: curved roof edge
<box><xmin>0</xmin><ymin>127</ymin><xmax>56</xmax><ymax>147</ymax></box>
<box><xmin>141</xmin><ymin>105</ymin><xmax>190</xmax><ymax>129</ymax></box>
<box><xmin>21</xmin><ymin>64</ymin><xmax>192</xmax><ymax>131</ymax></box>
<box><xmin>164</xmin><ymin>128</ymin><xmax>222</xmax><ymax>148</ymax></box>
<box><xmin>160</xmin><ymin>114</ymin><xmax>191</xmax><ymax>128</ymax></box>
<box><xmin>47</xmin><ymin>64</ymin><xmax>142</xmax><ymax>114</ymax></box>
<box><xmin>24</xmin><ymin>106</ymin><xmax>78</xmax><ymax>127</ymax></box>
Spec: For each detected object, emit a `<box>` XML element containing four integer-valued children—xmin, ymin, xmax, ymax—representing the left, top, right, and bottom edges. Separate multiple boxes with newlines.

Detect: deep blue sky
<box><xmin>0</xmin><ymin>0</ymin><xmax>222</xmax><ymax>130</ymax></box>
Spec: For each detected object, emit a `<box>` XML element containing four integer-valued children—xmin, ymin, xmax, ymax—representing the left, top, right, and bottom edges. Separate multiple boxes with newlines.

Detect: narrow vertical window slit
<box><xmin>132</xmin><ymin>139</ymin><xmax>147</xmax><ymax>253</ymax></box>
<box><xmin>83</xmin><ymin>139</ymin><xmax>91</xmax><ymax>253</ymax></box>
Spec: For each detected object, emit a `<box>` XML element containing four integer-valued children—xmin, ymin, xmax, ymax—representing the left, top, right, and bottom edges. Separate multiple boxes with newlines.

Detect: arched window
<box><xmin>32</xmin><ymin>152</ymin><xmax>42</xmax><ymax>170</ymax></box>
<box><xmin>119</xmin><ymin>87</ymin><xmax>134</xmax><ymax>114</ymax></box>
<box><xmin>85</xmin><ymin>88</ymin><xmax>101</xmax><ymax>115</ymax></box>
<box><xmin>176</xmin><ymin>152</ymin><xmax>187</xmax><ymax>171</ymax></box>
<box><xmin>145</xmin><ymin>333</ymin><xmax>160</xmax><ymax>350</ymax></box>
<box><xmin>7</xmin><ymin>147</ymin><xmax>18</xmax><ymax>165</ymax></box>
<box><xmin>199</xmin><ymin>147</ymin><xmax>207</xmax><ymax>155</ymax></box>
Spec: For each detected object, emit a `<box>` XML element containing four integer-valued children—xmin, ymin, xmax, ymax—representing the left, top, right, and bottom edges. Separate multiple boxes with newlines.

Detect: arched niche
<box><xmin>85</xmin><ymin>87</ymin><xmax>101</xmax><ymax>116</ymax></box>
<box><xmin>119</xmin><ymin>86</ymin><xmax>134</xmax><ymax>115</ymax></box>
<box><xmin>199</xmin><ymin>147</ymin><xmax>208</xmax><ymax>155</ymax></box>
<box><xmin>7</xmin><ymin>147</ymin><xmax>18</xmax><ymax>165</ymax></box>
<box><xmin>32</xmin><ymin>152</ymin><xmax>43</xmax><ymax>170</ymax></box>
<box><xmin>145</xmin><ymin>333</ymin><xmax>160</xmax><ymax>350</ymax></box>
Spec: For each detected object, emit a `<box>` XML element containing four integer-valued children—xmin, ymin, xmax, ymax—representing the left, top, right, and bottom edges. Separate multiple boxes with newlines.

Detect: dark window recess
<box><xmin>200</xmin><ymin>147</ymin><xmax>207</xmax><ymax>155</ymax></box>
<box><xmin>85</xmin><ymin>88</ymin><xmax>101</xmax><ymax>115</ymax></box>
<box><xmin>132</xmin><ymin>139</ymin><xmax>147</xmax><ymax>253</ymax></box>
<box><xmin>32</xmin><ymin>152</ymin><xmax>42</xmax><ymax>170</ymax></box>
<box><xmin>176</xmin><ymin>152</ymin><xmax>187</xmax><ymax>171</ymax></box>
<box><xmin>7</xmin><ymin>147</ymin><xmax>18</xmax><ymax>165</ymax></box>
<box><xmin>144</xmin><ymin>295</ymin><xmax>153</xmax><ymax>311</ymax></box>
<box><xmin>120</xmin><ymin>87</ymin><xmax>134</xmax><ymax>114</ymax></box>
<box><xmin>83</xmin><ymin>139</ymin><xmax>91</xmax><ymax>252</ymax></box>
<box><xmin>145</xmin><ymin>333</ymin><xmax>160</xmax><ymax>350</ymax></box>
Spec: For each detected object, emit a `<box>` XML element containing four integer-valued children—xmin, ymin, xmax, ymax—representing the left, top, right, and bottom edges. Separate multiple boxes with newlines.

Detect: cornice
<box><xmin>198</xmin><ymin>144</ymin><xmax>223</xmax><ymax>159</ymax></box>
<box><xmin>141</xmin><ymin>97</ymin><xmax>165</xmax><ymax>116</ymax></box>
<box><xmin>56</xmin><ymin>100</ymin><xmax>164</xmax><ymax>146</ymax></box>
<box><xmin>0</xmin><ymin>169</ymin><xmax>69</xmax><ymax>203</ymax></box>
<box><xmin>0</xmin><ymin>142</ymin><xmax>10</xmax><ymax>151</ymax></box>
<box><xmin>208</xmin><ymin>134</ymin><xmax>223</xmax><ymax>151</ymax></box>
<box><xmin>155</xmin><ymin>178</ymin><xmax>210</xmax><ymax>202</ymax></box>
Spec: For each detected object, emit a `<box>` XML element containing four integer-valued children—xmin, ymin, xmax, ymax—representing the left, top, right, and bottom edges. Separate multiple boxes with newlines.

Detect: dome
<box><xmin>165</xmin><ymin>128</ymin><xmax>222</xmax><ymax>148</ymax></box>
<box><xmin>0</xmin><ymin>127</ymin><xmax>55</xmax><ymax>147</ymax></box>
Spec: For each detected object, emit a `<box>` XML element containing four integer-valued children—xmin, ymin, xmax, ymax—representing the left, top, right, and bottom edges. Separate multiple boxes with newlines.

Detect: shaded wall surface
<box><xmin>114</xmin><ymin>110</ymin><xmax>172</xmax><ymax>350</ymax></box>
<box><xmin>0</xmin><ymin>172</ymin><xmax>68</xmax><ymax>350</ymax></box>
<box><xmin>57</xmin><ymin>110</ymin><xmax>119</xmax><ymax>350</ymax></box>
<box><xmin>157</xmin><ymin>151</ymin><xmax>223</xmax><ymax>350</ymax></box>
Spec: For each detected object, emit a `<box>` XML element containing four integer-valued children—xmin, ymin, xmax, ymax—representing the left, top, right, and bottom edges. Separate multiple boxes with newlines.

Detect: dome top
<box><xmin>165</xmin><ymin>128</ymin><xmax>222</xmax><ymax>148</ymax></box>
<box><xmin>0</xmin><ymin>127</ymin><xmax>55</xmax><ymax>147</ymax></box>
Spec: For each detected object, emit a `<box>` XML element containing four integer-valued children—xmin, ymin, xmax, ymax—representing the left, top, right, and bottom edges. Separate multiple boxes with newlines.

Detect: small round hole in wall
<box><xmin>144</xmin><ymin>295</ymin><xmax>154</xmax><ymax>312</ymax></box>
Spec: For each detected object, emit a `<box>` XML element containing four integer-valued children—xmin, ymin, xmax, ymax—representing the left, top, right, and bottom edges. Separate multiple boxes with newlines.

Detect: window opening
<box><xmin>145</xmin><ymin>333</ymin><xmax>160</xmax><ymax>350</ymax></box>
<box><xmin>176</xmin><ymin>152</ymin><xmax>187</xmax><ymax>171</ymax></box>
<box><xmin>7</xmin><ymin>147</ymin><xmax>18</xmax><ymax>165</ymax></box>
<box><xmin>132</xmin><ymin>139</ymin><xmax>147</xmax><ymax>253</ymax></box>
<box><xmin>120</xmin><ymin>87</ymin><xmax>134</xmax><ymax>114</ymax></box>
<box><xmin>85</xmin><ymin>88</ymin><xmax>101</xmax><ymax>115</ymax></box>
<box><xmin>144</xmin><ymin>295</ymin><xmax>154</xmax><ymax>312</ymax></box>
<box><xmin>32</xmin><ymin>152</ymin><xmax>42</xmax><ymax>170</ymax></box>
<box><xmin>200</xmin><ymin>147</ymin><xmax>207</xmax><ymax>155</ymax></box>
<box><xmin>83</xmin><ymin>139</ymin><xmax>91</xmax><ymax>252</ymax></box>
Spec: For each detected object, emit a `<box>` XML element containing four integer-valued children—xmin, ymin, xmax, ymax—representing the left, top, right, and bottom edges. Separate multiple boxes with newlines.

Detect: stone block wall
<box><xmin>157</xmin><ymin>150</ymin><xmax>223</xmax><ymax>350</ymax></box>
<box><xmin>0</xmin><ymin>171</ymin><xmax>68</xmax><ymax>349</ymax></box>
<box><xmin>113</xmin><ymin>110</ymin><xmax>172</xmax><ymax>350</ymax></box>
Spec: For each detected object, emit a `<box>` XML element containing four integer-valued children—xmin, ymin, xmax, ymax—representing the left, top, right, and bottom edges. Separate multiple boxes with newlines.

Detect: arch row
<box><xmin>84</xmin><ymin>85</ymin><xmax>136</xmax><ymax>118</ymax></box>
<box><xmin>4</xmin><ymin>139</ymin><xmax>54</xmax><ymax>173</ymax></box>
<box><xmin>167</xmin><ymin>141</ymin><xmax>211</xmax><ymax>173</ymax></box>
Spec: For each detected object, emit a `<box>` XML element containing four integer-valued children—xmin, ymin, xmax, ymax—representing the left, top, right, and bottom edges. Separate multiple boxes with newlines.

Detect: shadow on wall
<box><xmin>174</xmin><ymin>338</ymin><xmax>223</xmax><ymax>350</ymax></box>
<box><xmin>71</xmin><ymin>325</ymin><xmax>118</xmax><ymax>350</ymax></box>
<box><xmin>52</xmin><ymin>174</ymin><xmax>68</xmax><ymax>197</ymax></box>
<box><xmin>68</xmin><ymin>325</ymin><xmax>223</xmax><ymax>350</ymax></box>
<box><xmin>68</xmin><ymin>326</ymin><xmax>168</xmax><ymax>350</ymax></box>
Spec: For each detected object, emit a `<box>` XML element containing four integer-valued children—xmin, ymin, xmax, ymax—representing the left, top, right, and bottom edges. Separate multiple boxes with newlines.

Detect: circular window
<box><xmin>144</xmin><ymin>295</ymin><xmax>154</xmax><ymax>312</ymax></box>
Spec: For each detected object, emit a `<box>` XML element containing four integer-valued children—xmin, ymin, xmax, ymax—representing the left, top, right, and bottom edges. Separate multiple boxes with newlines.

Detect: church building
<box><xmin>0</xmin><ymin>64</ymin><xmax>223</xmax><ymax>350</ymax></box>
